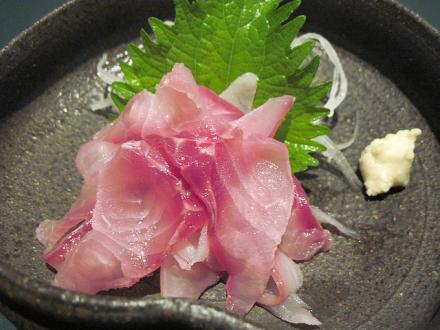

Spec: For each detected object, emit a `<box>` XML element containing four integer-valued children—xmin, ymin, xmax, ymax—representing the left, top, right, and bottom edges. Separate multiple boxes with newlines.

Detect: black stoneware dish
<box><xmin>0</xmin><ymin>0</ymin><xmax>439</xmax><ymax>329</ymax></box>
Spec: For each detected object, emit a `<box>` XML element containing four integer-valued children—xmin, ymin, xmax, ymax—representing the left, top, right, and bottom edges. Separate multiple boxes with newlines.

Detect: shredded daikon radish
<box><xmin>265</xmin><ymin>294</ymin><xmax>321</xmax><ymax>326</ymax></box>
<box><xmin>293</xmin><ymin>33</ymin><xmax>361</xmax><ymax>189</ymax></box>
<box><xmin>97</xmin><ymin>54</ymin><xmax>120</xmax><ymax>85</ymax></box>
<box><xmin>90</xmin><ymin>93</ymin><xmax>115</xmax><ymax>112</ymax></box>
<box><xmin>292</xmin><ymin>33</ymin><xmax>347</xmax><ymax>117</ymax></box>
<box><xmin>92</xmin><ymin>54</ymin><xmax>124</xmax><ymax>115</ymax></box>
<box><xmin>311</xmin><ymin>206</ymin><xmax>359</xmax><ymax>239</ymax></box>
<box><xmin>313</xmin><ymin>111</ymin><xmax>360</xmax><ymax>189</ymax></box>
<box><xmin>315</xmin><ymin>135</ymin><xmax>362</xmax><ymax>190</ymax></box>
<box><xmin>220</xmin><ymin>73</ymin><xmax>258</xmax><ymax>113</ymax></box>
<box><xmin>335</xmin><ymin>109</ymin><xmax>359</xmax><ymax>151</ymax></box>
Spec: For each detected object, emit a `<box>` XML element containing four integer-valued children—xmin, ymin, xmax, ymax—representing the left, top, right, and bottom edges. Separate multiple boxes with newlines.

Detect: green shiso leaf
<box><xmin>111</xmin><ymin>0</ymin><xmax>331</xmax><ymax>172</ymax></box>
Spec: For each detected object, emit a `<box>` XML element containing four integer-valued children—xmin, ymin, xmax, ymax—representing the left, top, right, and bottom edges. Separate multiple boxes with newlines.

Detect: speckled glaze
<box><xmin>0</xmin><ymin>0</ymin><xmax>439</xmax><ymax>329</ymax></box>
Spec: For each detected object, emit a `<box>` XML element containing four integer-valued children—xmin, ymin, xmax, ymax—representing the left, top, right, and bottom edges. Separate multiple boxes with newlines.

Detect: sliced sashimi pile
<box><xmin>36</xmin><ymin>63</ymin><xmax>331</xmax><ymax>325</ymax></box>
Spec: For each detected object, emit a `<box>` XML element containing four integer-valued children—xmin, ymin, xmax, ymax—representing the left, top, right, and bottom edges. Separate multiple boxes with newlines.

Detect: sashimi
<box><xmin>36</xmin><ymin>63</ymin><xmax>333</xmax><ymax>325</ymax></box>
<box><xmin>280</xmin><ymin>176</ymin><xmax>332</xmax><ymax>261</ymax></box>
<box><xmin>160</xmin><ymin>256</ymin><xmax>219</xmax><ymax>299</ymax></box>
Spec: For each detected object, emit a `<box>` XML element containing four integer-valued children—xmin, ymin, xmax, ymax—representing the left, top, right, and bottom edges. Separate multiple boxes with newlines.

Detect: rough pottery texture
<box><xmin>0</xmin><ymin>0</ymin><xmax>439</xmax><ymax>329</ymax></box>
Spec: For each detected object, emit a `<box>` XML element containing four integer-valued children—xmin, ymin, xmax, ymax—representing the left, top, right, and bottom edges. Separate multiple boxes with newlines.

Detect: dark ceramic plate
<box><xmin>0</xmin><ymin>0</ymin><xmax>439</xmax><ymax>329</ymax></box>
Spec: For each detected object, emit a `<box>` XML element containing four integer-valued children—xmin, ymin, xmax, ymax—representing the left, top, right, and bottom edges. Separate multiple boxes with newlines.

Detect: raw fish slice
<box><xmin>45</xmin><ymin>139</ymin><xmax>208</xmax><ymax>291</ymax></box>
<box><xmin>161</xmin><ymin>137</ymin><xmax>218</xmax><ymax>218</ymax></box>
<box><xmin>230</xmin><ymin>96</ymin><xmax>294</xmax><ymax>138</ymax></box>
<box><xmin>258</xmin><ymin>250</ymin><xmax>302</xmax><ymax>306</ymax></box>
<box><xmin>199</xmin><ymin>86</ymin><xmax>243</xmax><ymax>122</ymax></box>
<box><xmin>163</xmin><ymin>135</ymin><xmax>294</xmax><ymax>314</ymax></box>
<box><xmin>37</xmin><ymin>140</ymin><xmax>119</xmax><ymax>252</ymax></box>
<box><xmin>94</xmin><ymin>91</ymin><xmax>153</xmax><ymax>144</ymax></box>
<box><xmin>160</xmin><ymin>256</ymin><xmax>219</xmax><ymax>298</ymax></box>
<box><xmin>212</xmin><ymin>138</ymin><xmax>294</xmax><ymax>314</ymax></box>
<box><xmin>92</xmin><ymin>140</ymin><xmax>206</xmax><ymax>278</ymax></box>
<box><xmin>76</xmin><ymin>141</ymin><xmax>118</xmax><ymax>181</ymax></box>
<box><xmin>173</xmin><ymin>87</ymin><xmax>242</xmax><ymax>140</ymax></box>
<box><xmin>42</xmin><ymin>219</ymin><xmax>92</xmax><ymax>269</ymax></box>
<box><xmin>159</xmin><ymin>92</ymin><xmax>296</xmax><ymax>314</ymax></box>
<box><xmin>259</xmin><ymin>251</ymin><xmax>321</xmax><ymax>325</ymax></box>
<box><xmin>93</xmin><ymin>64</ymin><xmax>203</xmax><ymax>142</ymax></box>
<box><xmin>280</xmin><ymin>176</ymin><xmax>332</xmax><ymax>261</ymax></box>
<box><xmin>141</xmin><ymin>64</ymin><xmax>202</xmax><ymax>137</ymax></box>
<box><xmin>35</xmin><ymin>220</ymin><xmax>56</xmax><ymax>247</ymax></box>
<box><xmin>162</xmin><ymin>94</ymin><xmax>294</xmax><ymax>217</ymax></box>
<box><xmin>52</xmin><ymin>230</ymin><xmax>139</xmax><ymax>294</ymax></box>
<box><xmin>145</xmin><ymin>65</ymin><xmax>242</xmax><ymax>140</ymax></box>
<box><xmin>36</xmin><ymin>183</ymin><xmax>95</xmax><ymax>252</ymax></box>
<box><xmin>172</xmin><ymin>225</ymin><xmax>209</xmax><ymax>271</ymax></box>
<box><xmin>119</xmin><ymin>90</ymin><xmax>154</xmax><ymax>139</ymax></box>
<box><xmin>156</xmin><ymin>63</ymin><xmax>202</xmax><ymax>107</ymax></box>
<box><xmin>43</xmin><ymin>65</ymin><xmax>205</xmax><ymax>263</ymax></box>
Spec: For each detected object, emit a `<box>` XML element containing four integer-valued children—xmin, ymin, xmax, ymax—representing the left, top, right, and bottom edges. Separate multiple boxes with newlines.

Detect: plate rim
<box><xmin>0</xmin><ymin>0</ymin><xmax>439</xmax><ymax>328</ymax></box>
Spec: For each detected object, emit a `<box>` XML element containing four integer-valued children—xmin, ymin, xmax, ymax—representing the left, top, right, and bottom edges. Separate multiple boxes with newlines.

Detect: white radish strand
<box><xmin>220</xmin><ymin>73</ymin><xmax>258</xmax><ymax>113</ymax></box>
<box><xmin>92</xmin><ymin>53</ymin><xmax>125</xmax><ymax>114</ymax></box>
<box><xmin>315</xmin><ymin>109</ymin><xmax>361</xmax><ymax>190</ymax></box>
<box><xmin>265</xmin><ymin>294</ymin><xmax>321</xmax><ymax>326</ymax></box>
<box><xmin>311</xmin><ymin>206</ymin><xmax>359</xmax><ymax>239</ymax></box>
<box><xmin>97</xmin><ymin>53</ymin><xmax>120</xmax><ymax>85</ymax></box>
<box><xmin>292</xmin><ymin>33</ymin><xmax>348</xmax><ymax>117</ymax></box>
<box><xmin>335</xmin><ymin>108</ymin><xmax>360</xmax><ymax>151</ymax></box>
<box><xmin>89</xmin><ymin>93</ymin><xmax>115</xmax><ymax>112</ymax></box>
<box><xmin>314</xmin><ymin>135</ymin><xmax>363</xmax><ymax>190</ymax></box>
<box><xmin>292</xmin><ymin>33</ymin><xmax>361</xmax><ymax>189</ymax></box>
<box><xmin>260</xmin><ymin>253</ymin><xmax>321</xmax><ymax>326</ymax></box>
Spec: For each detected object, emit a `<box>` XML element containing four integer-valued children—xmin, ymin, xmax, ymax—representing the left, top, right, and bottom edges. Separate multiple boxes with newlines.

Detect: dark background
<box><xmin>0</xmin><ymin>1</ymin><xmax>438</xmax><ymax>329</ymax></box>
<box><xmin>0</xmin><ymin>0</ymin><xmax>439</xmax><ymax>48</ymax></box>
